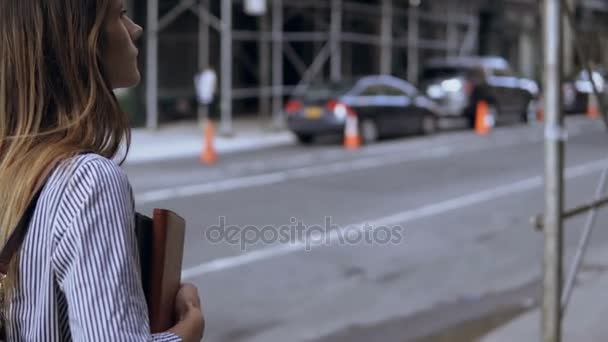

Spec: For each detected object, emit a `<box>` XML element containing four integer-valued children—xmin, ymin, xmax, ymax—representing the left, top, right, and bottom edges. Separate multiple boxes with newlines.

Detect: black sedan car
<box><xmin>285</xmin><ymin>75</ymin><xmax>440</xmax><ymax>144</ymax></box>
<box><xmin>420</xmin><ymin>56</ymin><xmax>540</xmax><ymax>128</ymax></box>
<box><xmin>563</xmin><ymin>68</ymin><xmax>606</xmax><ymax>114</ymax></box>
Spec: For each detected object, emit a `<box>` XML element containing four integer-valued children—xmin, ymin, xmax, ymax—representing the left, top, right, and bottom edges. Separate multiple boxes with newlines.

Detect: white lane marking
<box><xmin>136</xmin><ymin>145</ymin><xmax>451</xmax><ymax>204</ymax></box>
<box><xmin>136</xmin><ymin>121</ymin><xmax>601</xmax><ymax>204</ymax></box>
<box><xmin>181</xmin><ymin>158</ymin><xmax>608</xmax><ymax>279</ymax></box>
<box><xmin>136</xmin><ymin>123</ymin><xmax>582</xmax><ymax>205</ymax></box>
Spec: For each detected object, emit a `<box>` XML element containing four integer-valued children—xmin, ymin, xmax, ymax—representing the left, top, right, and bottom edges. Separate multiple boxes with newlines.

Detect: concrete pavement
<box><xmin>123</xmin><ymin>118</ymin><xmax>295</xmax><ymax>164</ymax></box>
<box><xmin>481</xmin><ymin>246</ymin><xmax>608</xmax><ymax>342</ymax></box>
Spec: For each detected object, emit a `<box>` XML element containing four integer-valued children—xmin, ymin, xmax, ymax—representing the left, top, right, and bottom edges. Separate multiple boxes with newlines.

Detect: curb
<box><xmin>122</xmin><ymin>134</ymin><xmax>296</xmax><ymax>165</ymax></box>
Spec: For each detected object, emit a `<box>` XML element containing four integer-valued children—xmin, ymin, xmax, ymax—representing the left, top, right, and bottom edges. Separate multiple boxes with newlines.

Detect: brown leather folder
<box><xmin>135</xmin><ymin>209</ymin><xmax>186</xmax><ymax>333</ymax></box>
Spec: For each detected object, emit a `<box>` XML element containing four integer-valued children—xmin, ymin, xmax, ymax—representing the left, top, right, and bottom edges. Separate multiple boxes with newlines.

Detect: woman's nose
<box><xmin>130</xmin><ymin>21</ymin><xmax>143</xmax><ymax>42</ymax></box>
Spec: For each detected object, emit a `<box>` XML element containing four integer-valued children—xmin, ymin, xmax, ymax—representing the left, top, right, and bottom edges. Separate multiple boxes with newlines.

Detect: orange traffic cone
<box><xmin>536</xmin><ymin>108</ymin><xmax>544</xmax><ymax>122</ymax></box>
<box><xmin>536</xmin><ymin>96</ymin><xmax>544</xmax><ymax>122</ymax></box>
<box><xmin>587</xmin><ymin>93</ymin><xmax>600</xmax><ymax>119</ymax></box>
<box><xmin>344</xmin><ymin>114</ymin><xmax>361</xmax><ymax>150</ymax></box>
<box><xmin>474</xmin><ymin>100</ymin><xmax>492</xmax><ymax>135</ymax></box>
<box><xmin>200</xmin><ymin>118</ymin><xmax>218</xmax><ymax>164</ymax></box>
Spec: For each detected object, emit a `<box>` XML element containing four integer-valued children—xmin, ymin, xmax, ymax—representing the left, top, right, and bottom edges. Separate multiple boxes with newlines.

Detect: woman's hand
<box><xmin>174</xmin><ymin>283</ymin><xmax>202</xmax><ymax>320</ymax></box>
<box><xmin>168</xmin><ymin>283</ymin><xmax>205</xmax><ymax>342</ymax></box>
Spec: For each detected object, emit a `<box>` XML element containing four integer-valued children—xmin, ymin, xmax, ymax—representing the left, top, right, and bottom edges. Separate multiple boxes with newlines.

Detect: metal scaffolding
<box><xmin>144</xmin><ymin>0</ymin><xmax>479</xmax><ymax>133</ymax></box>
<box><xmin>535</xmin><ymin>0</ymin><xmax>608</xmax><ymax>340</ymax></box>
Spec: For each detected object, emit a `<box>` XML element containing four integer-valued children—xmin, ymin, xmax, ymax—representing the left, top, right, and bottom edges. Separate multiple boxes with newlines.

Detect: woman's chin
<box><xmin>112</xmin><ymin>72</ymin><xmax>141</xmax><ymax>90</ymax></box>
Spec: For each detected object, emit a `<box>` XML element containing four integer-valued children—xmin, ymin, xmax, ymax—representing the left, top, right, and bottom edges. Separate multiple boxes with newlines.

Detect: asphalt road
<box><xmin>124</xmin><ymin>116</ymin><xmax>608</xmax><ymax>342</ymax></box>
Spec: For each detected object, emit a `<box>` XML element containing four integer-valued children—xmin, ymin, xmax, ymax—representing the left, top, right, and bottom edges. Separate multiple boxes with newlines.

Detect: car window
<box><xmin>361</xmin><ymin>84</ymin><xmax>406</xmax><ymax>96</ymax></box>
<box><xmin>360</xmin><ymin>84</ymin><xmax>384</xmax><ymax>96</ymax></box>
<box><xmin>490</xmin><ymin>68</ymin><xmax>515</xmax><ymax>77</ymax></box>
<box><xmin>421</xmin><ymin>67</ymin><xmax>469</xmax><ymax>80</ymax></box>
<box><xmin>303</xmin><ymin>82</ymin><xmax>356</xmax><ymax>101</ymax></box>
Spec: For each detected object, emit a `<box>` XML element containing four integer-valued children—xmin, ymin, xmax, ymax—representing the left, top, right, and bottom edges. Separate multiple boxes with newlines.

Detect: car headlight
<box><xmin>334</xmin><ymin>103</ymin><xmax>348</xmax><ymax>120</ymax></box>
<box><xmin>427</xmin><ymin>85</ymin><xmax>445</xmax><ymax>99</ymax></box>
<box><xmin>441</xmin><ymin>78</ymin><xmax>463</xmax><ymax>92</ymax></box>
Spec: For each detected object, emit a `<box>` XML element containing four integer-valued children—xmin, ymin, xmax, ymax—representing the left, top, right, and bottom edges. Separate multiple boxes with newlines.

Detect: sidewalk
<box><xmin>481</xmin><ymin>246</ymin><xmax>608</xmax><ymax>342</ymax></box>
<box><xmin>123</xmin><ymin>118</ymin><xmax>295</xmax><ymax>164</ymax></box>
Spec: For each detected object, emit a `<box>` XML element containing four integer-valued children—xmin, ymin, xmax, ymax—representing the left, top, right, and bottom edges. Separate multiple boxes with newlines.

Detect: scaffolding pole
<box><xmin>447</xmin><ymin>2</ymin><xmax>459</xmax><ymax>57</ymax></box>
<box><xmin>330</xmin><ymin>0</ymin><xmax>342</xmax><ymax>82</ymax></box>
<box><xmin>542</xmin><ymin>0</ymin><xmax>564</xmax><ymax>341</ymax></box>
<box><xmin>146</xmin><ymin>0</ymin><xmax>159</xmax><ymax>130</ymax></box>
<box><xmin>562</xmin><ymin>0</ymin><xmax>576</xmax><ymax>77</ymax></box>
<box><xmin>407</xmin><ymin>3</ymin><xmax>420</xmax><ymax>84</ymax></box>
<box><xmin>380</xmin><ymin>0</ymin><xmax>393</xmax><ymax>75</ymax></box>
<box><xmin>259</xmin><ymin>11</ymin><xmax>271</xmax><ymax>120</ymax></box>
<box><xmin>198</xmin><ymin>0</ymin><xmax>210</xmax><ymax>125</ymax></box>
<box><xmin>220</xmin><ymin>0</ymin><xmax>233</xmax><ymax>136</ymax></box>
<box><xmin>272</xmin><ymin>0</ymin><xmax>285</xmax><ymax>129</ymax></box>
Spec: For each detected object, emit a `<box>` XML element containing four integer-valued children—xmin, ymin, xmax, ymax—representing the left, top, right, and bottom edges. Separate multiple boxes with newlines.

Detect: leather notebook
<box><xmin>135</xmin><ymin>209</ymin><xmax>186</xmax><ymax>333</ymax></box>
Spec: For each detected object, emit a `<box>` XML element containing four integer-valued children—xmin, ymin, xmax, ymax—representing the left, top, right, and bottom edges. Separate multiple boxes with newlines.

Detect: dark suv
<box><xmin>420</xmin><ymin>56</ymin><xmax>539</xmax><ymax>128</ymax></box>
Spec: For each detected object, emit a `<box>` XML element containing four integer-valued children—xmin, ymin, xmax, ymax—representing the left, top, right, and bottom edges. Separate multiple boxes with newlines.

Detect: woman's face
<box><xmin>101</xmin><ymin>0</ymin><xmax>143</xmax><ymax>89</ymax></box>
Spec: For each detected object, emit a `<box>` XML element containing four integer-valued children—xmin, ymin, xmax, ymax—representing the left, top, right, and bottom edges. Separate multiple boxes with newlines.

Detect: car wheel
<box><xmin>296</xmin><ymin>134</ymin><xmax>314</xmax><ymax>145</ymax></box>
<box><xmin>360</xmin><ymin>119</ymin><xmax>379</xmax><ymax>144</ymax></box>
<box><xmin>422</xmin><ymin>115</ymin><xmax>438</xmax><ymax>135</ymax></box>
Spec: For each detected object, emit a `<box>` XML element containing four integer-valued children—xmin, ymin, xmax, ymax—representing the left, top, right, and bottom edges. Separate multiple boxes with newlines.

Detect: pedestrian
<box><xmin>0</xmin><ymin>1</ymin><xmax>204</xmax><ymax>341</ymax></box>
<box><xmin>466</xmin><ymin>66</ymin><xmax>491</xmax><ymax>128</ymax></box>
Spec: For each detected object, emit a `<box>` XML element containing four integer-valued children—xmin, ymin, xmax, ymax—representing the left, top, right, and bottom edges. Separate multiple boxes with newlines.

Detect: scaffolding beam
<box><xmin>197</xmin><ymin>0</ymin><xmax>210</xmax><ymax>125</ymax></box>
<box><xmin>380</xmin><ymin>0</ymin><xmax>393</xmax><ymax>75</ymax></box>
<box><xmin>284</xmin><ymin>42</ymin><xmax>308</xmax><ymax>76</ymax></box>
<box><xmin>145</xmin><ymin>0</ymin><xmax>159</xmax><ymax>130</ymax></box>
<box><xmin>158</xmin><ymin>0</ymin><xmax>197</xmax><ymax>31</ymax></box>
<box><xmin>259</xmin><ymin>12</ymin><xmax>271</xmax><ymax>120</ymax></box>
<box><xmin>408</xmin><ymin>4</ymin><xmax>420</xmax><ymax>84</ymax></box>
<box><xmin>272</xmin><ymin>0</ymin><xmax>285</xmax><ymax>129</ymax></box>
<box><xmin>330</xmin><ymin>0</ymin><xmax>342</xmax><ymax>82</ymax></box>
<box><xmin>542</xmin><ymin>0</ymin><xmax>564</xmax><ymax>341</ymax></box>
<box><xmin>447</xmin><ymin>2</ymin><xmax>459</xmax><ymax>57</ymax></box>
<box><xmin>220</xmin><ymin>0</ymin><xmax>233</xmax><ymax>135</ymax></box>
<box><xmin>563</xmin><ymin>0</ymin><xmax>576</xmax><ymax>76</ymax></box>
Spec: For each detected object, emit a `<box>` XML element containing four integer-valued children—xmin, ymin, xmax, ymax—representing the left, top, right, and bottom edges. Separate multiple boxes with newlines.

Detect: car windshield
<box><xmin>302</xmin><ymin>82</ymin><xmax>356</xmax><ymax>101</ymax></box>
<box><xmin>421</xmin><ymin>67</ymin><xmax>469</xmax><ymax>80</ymax></box>
<box><xmin>577</xmin><ymin>70</ymin><xmax>604</xmax><ymax>82</ymax></box>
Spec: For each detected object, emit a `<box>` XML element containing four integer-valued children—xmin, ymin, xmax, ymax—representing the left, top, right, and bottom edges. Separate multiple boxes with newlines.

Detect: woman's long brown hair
<box><xmin>0</xmin><ymin>0</ymin><xmax>131</xmax><ymax>289</ymax></box>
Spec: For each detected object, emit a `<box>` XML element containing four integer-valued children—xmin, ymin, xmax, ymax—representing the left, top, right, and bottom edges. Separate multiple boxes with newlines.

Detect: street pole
<box><xmin>542</xmin><ymin>0</ymin><xmax>564</xmax><ymax>341</ymax></box>
<box><xmin>220</xmin><ymin>0</ymin><xmax>233</xmax><ymax>136</ymax></box>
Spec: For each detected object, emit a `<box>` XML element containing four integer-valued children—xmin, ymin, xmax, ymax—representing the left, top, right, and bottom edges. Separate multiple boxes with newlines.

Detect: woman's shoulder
<box><xmin>56</xmin><ymin>152</ymin><xmax>127</xmax><ymax>179</ymax></box>
<box><xmin>40</xmin><ymin>153</ymin><xmax>134</xmax><ymax>234</ymax></box>
<box><xmin>49</xmin><ymin>152</ymin><xmax>132</xmax><ymax>199</ymax></box>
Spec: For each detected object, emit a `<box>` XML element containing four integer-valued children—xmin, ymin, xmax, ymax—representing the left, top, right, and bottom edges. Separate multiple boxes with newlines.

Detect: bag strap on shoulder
<box><xmin>0</xmin><ymin>157</ymin><xmax>66</xmax><ymax>276</ymax></box>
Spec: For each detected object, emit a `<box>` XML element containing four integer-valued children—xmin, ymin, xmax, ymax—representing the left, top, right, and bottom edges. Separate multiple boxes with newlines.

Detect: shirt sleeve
<box><xmin>51</xmin><ymin>157</ymin><xmax>182</xmax><ymax>342</ymax></box>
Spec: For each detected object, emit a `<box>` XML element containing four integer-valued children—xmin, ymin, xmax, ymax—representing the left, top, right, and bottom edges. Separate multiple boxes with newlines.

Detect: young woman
<box><xmin>0</xmin><ymin>0</ymin><xmax>204</xmax><ymax>341</ymax></box>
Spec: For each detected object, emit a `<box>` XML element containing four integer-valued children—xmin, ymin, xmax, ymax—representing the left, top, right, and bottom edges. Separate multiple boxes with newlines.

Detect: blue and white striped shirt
<box><xmin>5</xmin><ymin>153</ymin><xmax>181</xmax><ymax>341</ymax></box>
